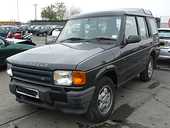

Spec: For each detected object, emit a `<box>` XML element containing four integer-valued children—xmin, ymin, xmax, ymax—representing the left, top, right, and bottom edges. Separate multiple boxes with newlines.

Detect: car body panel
<box><xmin>0</xmin><ymin>39</ymin><xmax>34</xmax><ymax>66</ymax></box>
<box><xmin>0</xmin><ymin>28</ymin><xmax>8</xmax><ymax>37</ymax></box>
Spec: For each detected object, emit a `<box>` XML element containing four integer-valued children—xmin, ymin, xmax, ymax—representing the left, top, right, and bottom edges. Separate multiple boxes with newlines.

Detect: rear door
<box><xmin>137</xmin><ymin>17</ymin><xmax>158</xmax><ymax>67</ymax></box>
<box><xmin>136</xmin><ymin>16</ymin><xmax>152</xmax><ymax>68</ymax></box>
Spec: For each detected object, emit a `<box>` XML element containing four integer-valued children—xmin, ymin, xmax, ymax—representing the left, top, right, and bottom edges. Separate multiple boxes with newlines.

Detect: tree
<box><xmin>69</xmin><ymin>6</ymin><xmax>81</xmax><ymax>16</ymax></box>
<box><xmin>54</xmin><ymin>2</ymin><xmax>66</xmax><ymax>20</ymax></box>
<box><xmin>65</xmin><ymin>6</ymin><xmax>81</xmax><ymax>19</ymax></box>
<box><xmin>41</xmin><ymin>2</ymin><xmax>66</xmax><ymax>20</ymax></box>
<box><xmin>41</xmin><ymin>4</ymin><xmax>57</xmax><ymax>20</ymax></box>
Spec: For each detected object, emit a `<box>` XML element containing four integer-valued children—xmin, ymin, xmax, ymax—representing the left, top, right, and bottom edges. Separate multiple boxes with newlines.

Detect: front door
<box><xmin>118</xmin><ymin>16</ymin><xmax>141</xmax><ymax>84</ymax></box>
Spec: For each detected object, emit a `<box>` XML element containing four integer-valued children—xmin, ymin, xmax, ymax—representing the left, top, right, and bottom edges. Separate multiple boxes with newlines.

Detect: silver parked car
<box><xmin>158</xmin><ymin>28</ymin><xmax>170</xmax><ymax>59</ymax></box>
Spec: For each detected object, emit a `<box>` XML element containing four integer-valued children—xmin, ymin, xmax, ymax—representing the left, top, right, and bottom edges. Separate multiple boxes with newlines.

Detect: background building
<box><xmin>29</xmin><ymin>20</ymin><xmax>67</xmax><ymax>26</ymax></box>
<box><xmin>0</xmin><ymin>21</ymin><xmax>21</xmax><ymax>26</ymax></box>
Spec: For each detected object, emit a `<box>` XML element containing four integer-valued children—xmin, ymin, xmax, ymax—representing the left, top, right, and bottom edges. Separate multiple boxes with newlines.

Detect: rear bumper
<box><xmin>9</xmin><ymin>79</ymin><xmax>95</xmax><ymax>114</ymax></box>
<box><xmin>158</xmin><ymin>55</ymin><xmax>170</xmax><ymax>59</ymax></box>
<box><xmin>158</xmin><ymin>48</ymin><xmax>170</xmax><ymax>59</ymax></box>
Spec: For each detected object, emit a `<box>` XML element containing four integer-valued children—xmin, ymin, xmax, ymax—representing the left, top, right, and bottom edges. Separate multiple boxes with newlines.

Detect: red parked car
<box><xmin>2</xmin><ymin>26</ymin><xmax>22</xmax><ymax>39</ymax></box>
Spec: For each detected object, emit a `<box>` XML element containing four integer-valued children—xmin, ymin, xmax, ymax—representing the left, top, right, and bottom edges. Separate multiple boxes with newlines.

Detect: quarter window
<box><xmin>148</xmin><ymin>18</ymin><xmax>158</xmax><ymax>35</ymax></box>
<box><xmin>125</xmin><ymin>16</ymin><xmax>138</xmax><ymax>39</ymax></box>
<box><xmin>137</xmin><ymin>17</ymin><xmax>149</xmax><ymax>39</ymax></box>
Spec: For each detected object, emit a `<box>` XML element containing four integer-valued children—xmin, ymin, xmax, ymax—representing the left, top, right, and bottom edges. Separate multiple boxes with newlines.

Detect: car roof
<box><xmin>158</xmin><ymin>28</ymin><xmax>170</xmax><ymax>31</ymax></box>
<box><xmin>70</xmin><ymin>8</ymin><xmax>153</xmax><ymax>19</ymax></box>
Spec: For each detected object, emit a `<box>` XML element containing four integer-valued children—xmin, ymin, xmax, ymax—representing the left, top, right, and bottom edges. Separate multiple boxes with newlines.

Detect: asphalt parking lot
<box><xmin>32</xmin><ymin>36</ymin><xmax>47</xmax><ymax>46</ymax></box>
<box><xmin>1</xmin><ymin>37</ymin><xmax>170</xmax><ymax>128</ymax></box>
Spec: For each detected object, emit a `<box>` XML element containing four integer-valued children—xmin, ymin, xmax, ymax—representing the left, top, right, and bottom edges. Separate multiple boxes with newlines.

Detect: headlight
<box><xmin>7</xmin><ymin>64</ymin><xmax>13</xmax><ymax>76</ymax></box>
<box><xmin>53</xmin><ymin>70</ymin><xmax>86</xmax><ymax>86</ymax></box>
<box><xmin>53</xmin><ymin>71</ymin><xmax>72</xmax><ymax>86</ymax></box>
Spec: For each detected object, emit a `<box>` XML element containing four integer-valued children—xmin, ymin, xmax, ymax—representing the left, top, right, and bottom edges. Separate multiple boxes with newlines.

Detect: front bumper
<box><xmin>9</xmin><ymin>79</ymin><xmax>95</xmax><ymax>114</ymax></box>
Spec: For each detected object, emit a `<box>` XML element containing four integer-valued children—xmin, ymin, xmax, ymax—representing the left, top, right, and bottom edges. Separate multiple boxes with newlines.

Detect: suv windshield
<box><xmin>159</xmin><ymin>30</ymin><xmax>170</xmax><ymax>39</ymax></box>
<box><xmin>58</xmin><ymin>16</ymin><xmax>122</xmax><ymax>42</ymax></box>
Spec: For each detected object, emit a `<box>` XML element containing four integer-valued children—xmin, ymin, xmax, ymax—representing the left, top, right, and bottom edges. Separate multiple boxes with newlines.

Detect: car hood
<box><xmin>7</xmin><ymin>42</ymin><xmax>112</xmax><ymax>70</ymax></box>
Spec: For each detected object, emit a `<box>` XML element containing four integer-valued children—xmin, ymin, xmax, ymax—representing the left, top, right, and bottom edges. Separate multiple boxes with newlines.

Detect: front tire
<box><xmin>86</xmin><ymin>76</ymin><xmax>116</xmax><ymax>123</ymax></box>
<box><xmin>140</xmin><ymin>56</ymin><xmax>154</xmax><ymax>81</ymax></box>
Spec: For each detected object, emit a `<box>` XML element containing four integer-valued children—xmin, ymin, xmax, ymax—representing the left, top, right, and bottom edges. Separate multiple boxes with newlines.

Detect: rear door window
<box><xmin>137</xmin><ymin>17</ymin><xmax>149</xmax><ymax>39</ymax></box>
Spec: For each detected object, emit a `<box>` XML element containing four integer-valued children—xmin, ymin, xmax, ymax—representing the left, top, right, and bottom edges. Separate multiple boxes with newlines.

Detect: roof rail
<box><xmin>120</xmin><ymin>8</ymin><xmax>153</xmax><ymax>16</ymax></box>
<box><xmin>142</xmin><ymin>9</ymin><xmax>152</xmax><ymax>16</ymax></box>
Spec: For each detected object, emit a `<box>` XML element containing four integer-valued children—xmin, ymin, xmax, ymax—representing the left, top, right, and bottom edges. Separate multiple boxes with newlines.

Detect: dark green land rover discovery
<box><xmin>7</xmin><ymin>9</ymin><xmax>159</xmax><ymax>122</ymax></box>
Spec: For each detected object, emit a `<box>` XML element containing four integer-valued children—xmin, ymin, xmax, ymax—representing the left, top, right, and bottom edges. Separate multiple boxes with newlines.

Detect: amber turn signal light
<box><xmin>72</xmin><ymin>71</ymin><xmax>86</xmax><ymax>86</ymax></box>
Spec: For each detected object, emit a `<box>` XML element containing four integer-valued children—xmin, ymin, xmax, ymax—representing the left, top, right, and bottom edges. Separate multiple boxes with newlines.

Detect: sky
<box><xmin>0</xmin><ymin>0</ymin><xmax>170</xmax><ymax>22</ymax></box>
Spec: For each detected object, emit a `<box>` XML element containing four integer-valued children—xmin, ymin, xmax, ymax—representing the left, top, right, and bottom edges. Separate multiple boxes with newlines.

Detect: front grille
<box><xmin>12</xmin><ymin>66</ymin><xmax>53</xmax><ymax>86</ymax></box>
<box><xmin>17</xmin><ymin>86</ymin><xmax>38</xmax><ymax>96</ymax></box>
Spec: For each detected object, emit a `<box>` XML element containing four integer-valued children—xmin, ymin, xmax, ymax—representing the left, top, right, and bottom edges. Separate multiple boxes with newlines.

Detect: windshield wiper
<box><xmin>60</xmin><ymin>37</ymin><xmax>87</xmax><ymax>42</ymax></box>
<box><xmin>89</xmin><ymin>36</ymin><xmax>117</xmax><ymax>41</ymax></box>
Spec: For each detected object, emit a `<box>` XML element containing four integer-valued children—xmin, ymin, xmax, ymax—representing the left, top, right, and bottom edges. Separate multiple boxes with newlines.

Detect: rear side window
<box><xmin>137</xmin><ymin>17</ymin><xmax>149</xmax><ymax>39</ymax></box>
<box><xmin>148</xmin><ymin>18</ymin><xmax>158</xmax><ymax>35</ymax></box>
<box><xmin>125</xmin><ymin>16</ymin><xmax>138</xmax><ymax>39</ymax></box>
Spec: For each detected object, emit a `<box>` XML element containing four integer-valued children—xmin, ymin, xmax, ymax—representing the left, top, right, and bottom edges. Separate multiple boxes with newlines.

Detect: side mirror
<box><xmin>126</xmin><ymin>35</ymin><xmax>141</xmax><ymax>44</ymax></box>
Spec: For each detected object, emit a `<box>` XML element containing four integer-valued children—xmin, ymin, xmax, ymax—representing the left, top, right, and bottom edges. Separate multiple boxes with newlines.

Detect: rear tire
<box><xmin>140</xmin><ymin>56</ymin><xmax>154</xmax><ymax>81</ymax></box>
<box><xmin>86</xmin><ymin>76</ymin><xmax>116</xmax><ymax>123</ymax></box>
